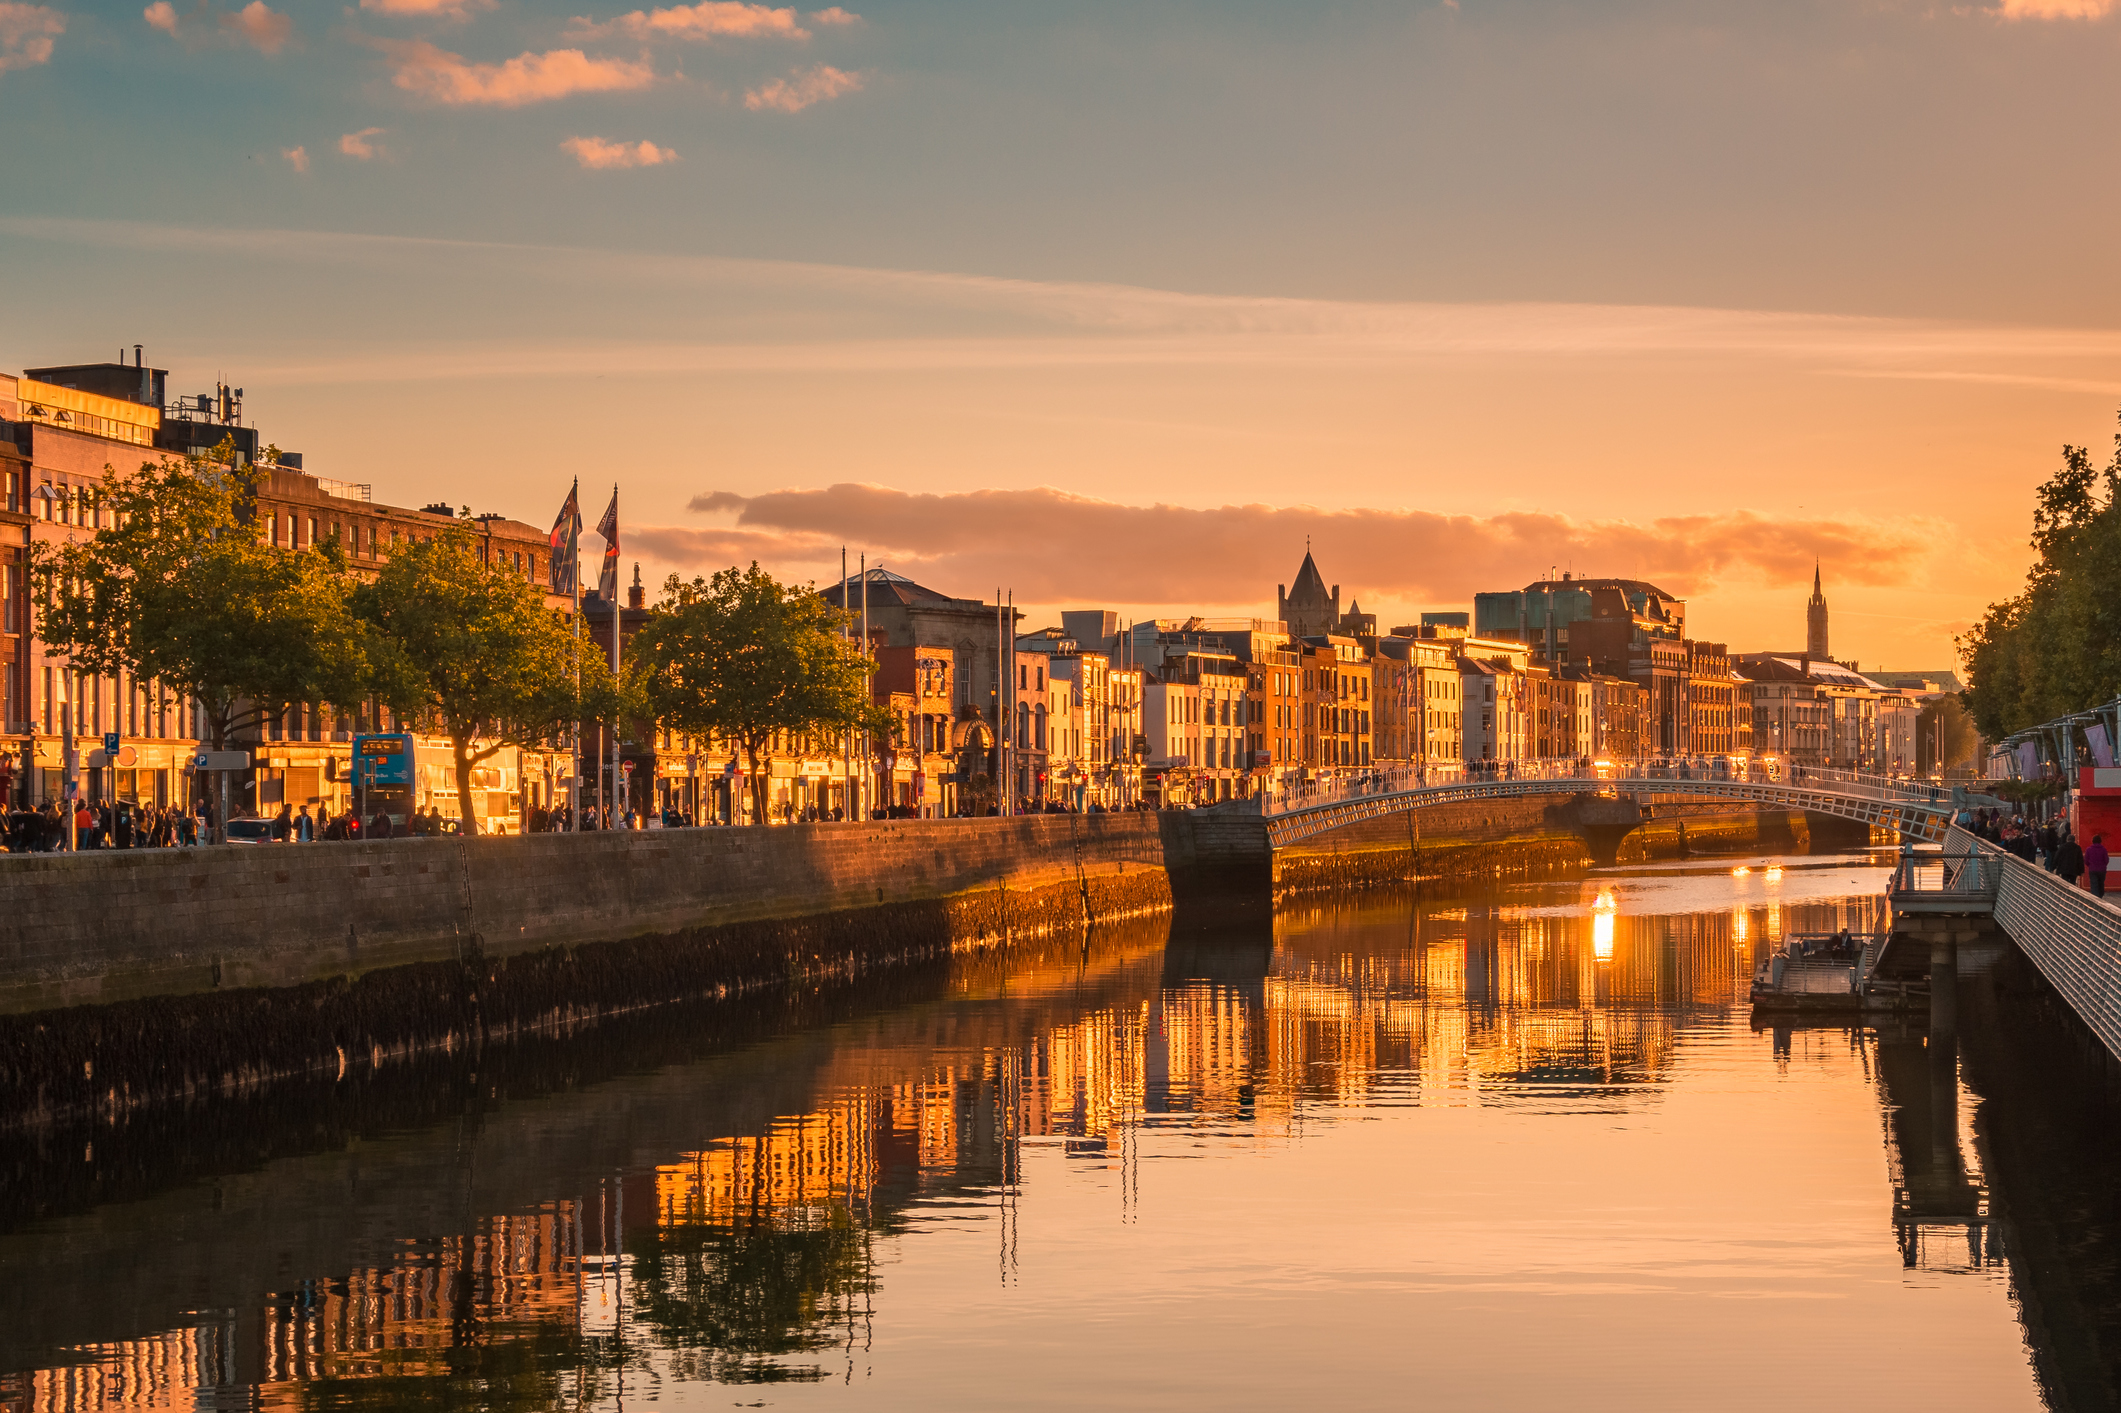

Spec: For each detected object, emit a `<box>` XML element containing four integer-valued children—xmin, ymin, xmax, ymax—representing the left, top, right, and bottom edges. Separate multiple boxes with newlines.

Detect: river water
<box><xmin>4</xmin><ymin>846</ymin><xmax>2119</xmax><ymax>1412</ymax></box>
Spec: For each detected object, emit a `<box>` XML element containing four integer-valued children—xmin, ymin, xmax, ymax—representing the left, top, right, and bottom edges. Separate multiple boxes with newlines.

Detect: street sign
<box><xmin>103</xmin><ymin>732</ymin><xmax>119</xmax><ymax>757</ymax></box>
<box><xmin>622</xmin><ymin>760</ymin><xmax>635</xmax><ymax>774</ymax></box>
<box><xmin>117</xmin><ymin>745</ymin><xmax>137</xmax><ymax>767</ymax></box>
<box><xmin>192</xmin><ymin>750</ymin><xmax>251</xmax><ymax>771</ymax></box>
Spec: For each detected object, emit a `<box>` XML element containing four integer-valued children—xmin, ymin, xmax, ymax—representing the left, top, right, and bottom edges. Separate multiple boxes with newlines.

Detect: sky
<box><xmin>5</xmin><ymin>0</ymin><xmax>2121</xmax><ymax>668</ymax></box>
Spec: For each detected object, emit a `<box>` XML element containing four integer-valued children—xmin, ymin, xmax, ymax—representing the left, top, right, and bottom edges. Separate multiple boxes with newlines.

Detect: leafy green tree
<box><xmin>1961</xmin><ymin>417</ymin><xmax>2121</xmax><ymax>740</ymax></box>
<box><xmin>353</xmin><ymin>520</ymin><xmax>606</xmax><ymax>834</ymax></box>
<box><xmin>30</xmin><ymin>445</ymin><xmax>369</xmax><ymax>834</ymax></box>
<box><xmin>627</xmin><ymin>563</ymin><xmax>888</xmax><ymax>823</ymax></box>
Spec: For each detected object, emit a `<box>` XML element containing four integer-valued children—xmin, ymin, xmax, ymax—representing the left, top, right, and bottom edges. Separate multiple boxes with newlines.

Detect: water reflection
<box><xmin>1</xmin><ymin>849</ymin><xmax>2112</xmax><ymax>1412</ymax></box>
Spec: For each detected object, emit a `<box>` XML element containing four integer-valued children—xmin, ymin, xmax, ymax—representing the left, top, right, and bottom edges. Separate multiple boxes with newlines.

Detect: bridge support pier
<box><xmin>1931</xmin><ymin>938</ymin><xmax>1958</xmax><ymax>1038</ymax></box>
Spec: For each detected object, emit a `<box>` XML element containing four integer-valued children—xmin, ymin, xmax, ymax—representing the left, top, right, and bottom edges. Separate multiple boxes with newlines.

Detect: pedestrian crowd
<box><xmin>1961</xmin><ymin>806</ymin><xmax>2109</xmax><ymax>899</ymax></box>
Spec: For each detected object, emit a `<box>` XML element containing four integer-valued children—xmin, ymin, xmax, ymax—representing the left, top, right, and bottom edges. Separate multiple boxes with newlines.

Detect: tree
<box><xmin>30</xmin><ymin>445</ymin><xmax>369</xmax><ymax>835</ymax></box>
<box><xmin>627</xmin><ymin>563</ymin><xmax>889</xmax><ymax>823</ymax></box>
<box><xmin>353</xmin><ymin>520</ymin><xmax>604</xmax><ymax>834</ymax></box>
<box><xmin>1961</xmin><ymin>414</ymin><xmax>2121</xmax><ymax>740</ymax></box>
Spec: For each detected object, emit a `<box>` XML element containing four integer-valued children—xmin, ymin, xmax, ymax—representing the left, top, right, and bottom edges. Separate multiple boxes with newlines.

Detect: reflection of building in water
<box><xmin>11</xmin><ymin>1203</ymin><xmax>597</xmax><ymax>1411</ymax></box>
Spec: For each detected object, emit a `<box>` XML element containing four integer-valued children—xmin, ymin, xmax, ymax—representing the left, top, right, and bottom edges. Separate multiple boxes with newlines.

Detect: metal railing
<box><xmin>1888</xmin><ymin>852</ymin><xmax>1994</xmax><ymax>897</ymax></box>
<box><xmin>1263</xmin><ymin>757</ymin><xmax>1958</xmax><ymax>820</ymax></box>
<box><xmin>1947</xmin><ymin>825</ymin><xmax>2121</xmax><ymax>1061</ymax></box>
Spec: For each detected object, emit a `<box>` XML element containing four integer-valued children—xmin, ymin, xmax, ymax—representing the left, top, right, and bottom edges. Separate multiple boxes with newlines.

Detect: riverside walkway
<box><xmin>1262</xmin><ymin>758</ymin><xmax>1971</xmax><ymax>848</ymax></box>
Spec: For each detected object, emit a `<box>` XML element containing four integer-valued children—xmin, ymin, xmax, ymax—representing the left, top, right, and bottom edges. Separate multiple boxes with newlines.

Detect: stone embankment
<box><xmin>0</xmin><ymin>812</ymin><xmax>1269</xmax><ymax>1128</ymax></box>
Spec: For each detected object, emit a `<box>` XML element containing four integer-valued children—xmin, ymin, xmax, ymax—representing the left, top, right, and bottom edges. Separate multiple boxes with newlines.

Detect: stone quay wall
<box><xmin>1</xmin><ymin>812</ymin><xmax>1264</xmax><ymax>1018</ymax></box>
<box><xmin>0</xmin><ymin>811</ymin><xmax>1273</xmax><ymax>1128</ymax></box>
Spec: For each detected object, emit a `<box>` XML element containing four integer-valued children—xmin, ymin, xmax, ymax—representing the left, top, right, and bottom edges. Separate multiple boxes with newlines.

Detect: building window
<box><xmin>307</xmin><ymin>517</ymin><xmax>318</xmax><ymax>547</ymax></box>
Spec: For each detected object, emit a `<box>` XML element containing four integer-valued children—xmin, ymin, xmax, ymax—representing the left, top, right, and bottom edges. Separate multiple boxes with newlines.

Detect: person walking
<box><xmin>369</xmin><ymin>808</ymin><xmax>393</xmax><ymax>839</ymax></box>
<box><xmin>271</xmin><ymin>804</ymin><xmax>293</xmax><ymax>843</ymax></box>
<box><xmin>2054</xmin><ymin>830</ymin><xmax>2085</xmax><ymax>887</ymax></box>
<box><xmin>2087</xmin><ymin>835</ymin><xmax>2110</xmax><ymax>899</ymax></box>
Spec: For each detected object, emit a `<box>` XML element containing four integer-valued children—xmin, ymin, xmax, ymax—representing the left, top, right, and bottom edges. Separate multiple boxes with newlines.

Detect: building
<box><xmin>1807</xmin><ymin>563</ymin><xmax>1830</xmax><ymax>660</ymax></box>
<box><xmin>1474</xmin><ymin>576</ymin><xmax>1686</xmax><ymax>665</ymax></box>
<box><xmin>821</xmin><ymin>568</ymin><xmax>1011</xmax><ymax>790</ymax></box>
<box><xmin>1247</xmin><ymin>643</ymin><xmax>1306</xmax><ymax>789</ymax></box>
<box><xmin>1457</xmin><ymin>636</ymin><xmax>1532</xmax><ymax>763</ymax></box>
<box><xmin>1278</xmin><ymin>550</ymin><xmax>1343</xmax><ymax>638</ymax></box>
<box><xmin>1299</xmin><ymin>635</ymin><xmax>1371</xmax><ymax>771</ymax></box>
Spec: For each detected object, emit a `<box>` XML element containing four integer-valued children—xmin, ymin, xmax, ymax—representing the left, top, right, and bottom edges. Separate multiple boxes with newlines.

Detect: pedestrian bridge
<box><xmin>1261</xmin><ymin>760</ymin><xmax>1984</xmax><ymax>850</ymax></box>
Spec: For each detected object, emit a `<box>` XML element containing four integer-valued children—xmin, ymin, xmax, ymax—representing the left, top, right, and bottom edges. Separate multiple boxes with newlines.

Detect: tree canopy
<box><xmin>628</xmin><ymin>563</ymin><xmax>887</xmax><ymax>821</ymax></box>
<box><xmin>353</xmin><ymin>519</ymin><xmax>605</xmax><ymax>833</ymax></box>
<box><xmin>30</xmin><ymin>445</ymin><xmax>369</xmax><ymax>751</ymax></box>
<box><xmin>1961</xmin><ymin>416</ymin><xmax>2121</xmax><ymax>740</ymax></box>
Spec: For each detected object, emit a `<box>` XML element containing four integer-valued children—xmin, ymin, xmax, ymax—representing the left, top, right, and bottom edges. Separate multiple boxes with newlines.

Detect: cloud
<box><xmin>372</xmin><ymin>38</ymin><xmax>654</xmax><ymax>105</ymax></box>
<box><xmin>562</xmin><ymin>134</ymin><xmax>679</xmax><ymax>168</ymax></box>
<box><xmin>808</xmin><ymin>5</ymin><xmax>859</xmax><ymax>23</ymax></box>
<box><xmin>282</xmin><ymin>144</ymin><xmax>309</xmax><ymax>172</ymax></box>
<box><xmin>142</xmin><ymin>1</ymin><xmax>177</xmax><ymax>34</ymax></box>
<box><xmin>221</xmin><ymin>0</ymin><xmax>290</xmax><ymax>53</ymax></box>
<box><xmin>338</xmin><ymin>126</ymin><xmax>386</xmax><ymax>159</ymax></box>
<box><xmin>1996</xmin><ymin>0</ymin><xmax>2116</xmax><ymax>15</ymax></box>
<box><xmin>0</xmin><ymin>2</ymin><xmax>63</xmax><ymax>73</ymax></box>
<box><xmin>640</xmin><ymin>485</ymin><xmax>1928</xmax><ymax>609</ymax></box>
<box><xmin>360</xmin><ymin>0</ymin><xmax>498</xmax><ymax>17</ymax></box>
<box><xmin>567</xmin><ymin>2</ymin><xmax>807</xmax><ymax>41</ymax></box>
<box><xmin>743</xmin><ymin>62</ymin><xmax>860</xmax><ymax>111</ymax></box>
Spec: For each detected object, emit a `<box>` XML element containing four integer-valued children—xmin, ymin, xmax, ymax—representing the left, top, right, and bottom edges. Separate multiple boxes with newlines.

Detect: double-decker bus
<box><xmin>351</xmin><ymin>733</ymin><xmax>417</xmax><ymax>831</ymax></box>
<box><xmin>350</xmin><ymin>733</ymin><xmax>525</xmax><ymax>834</ymax></box>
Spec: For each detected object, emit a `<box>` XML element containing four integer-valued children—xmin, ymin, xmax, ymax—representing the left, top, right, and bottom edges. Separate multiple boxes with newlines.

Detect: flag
<box><xmin>596</xmin><ymin>487</ymin><xmax>620</xmax><ymax>603</ymax></box>
<box><xmin>548</xmin><ymin>481</ymin><xmax>581</xmax><ymax>597</ymax></box>
<box><xmin>2090</xmin><ymin>723</ymin><xmax>2115</xmax><ymax>770</ymax></box>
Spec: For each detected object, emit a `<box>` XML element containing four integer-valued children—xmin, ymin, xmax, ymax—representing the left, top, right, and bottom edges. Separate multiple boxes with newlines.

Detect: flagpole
<box><xmin>841</xmin><ymin>547</ymin><xmax>851</xmax><ymax>822</ymax></box>
<box><xmin>860</xmin><ymin>554</ymin><xmax>869</xmax><ymax>824</ymax></box>
<box><xmin>609</xmin><ymin>484</ymin><xmax>620</xmax><ymax>830</ymax></box>
<box><xmin>569</xmin><ymin>478</ymin><xmax>581</xmax><ymax>833</ymax></box>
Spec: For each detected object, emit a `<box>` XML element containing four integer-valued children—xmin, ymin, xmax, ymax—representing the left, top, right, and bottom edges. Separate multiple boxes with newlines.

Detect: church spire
<box><xmin>1806</xmin><ymin>561</ymin><xmax>1829</xmax><ymax>661</ymax></box>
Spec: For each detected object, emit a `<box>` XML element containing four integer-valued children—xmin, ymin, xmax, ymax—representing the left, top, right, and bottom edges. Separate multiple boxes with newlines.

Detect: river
<box><xmin>3</xmin><ymin>845</ymin><xmax>2117</xmax><ymax>1411</ymax></box>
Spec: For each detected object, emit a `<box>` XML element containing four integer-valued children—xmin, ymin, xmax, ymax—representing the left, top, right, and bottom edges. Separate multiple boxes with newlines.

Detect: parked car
<box><xmin>222</xmin><ymin>819</ymin><xmax>277</xmax><ymax>844</ymax></box>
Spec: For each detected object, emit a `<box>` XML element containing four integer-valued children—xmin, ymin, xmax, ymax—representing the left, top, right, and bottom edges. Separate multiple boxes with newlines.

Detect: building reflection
<box><xmin>0</xmin><ymin>871</ymin><xmax>2031</xmax><ymax>1413</ymax></box>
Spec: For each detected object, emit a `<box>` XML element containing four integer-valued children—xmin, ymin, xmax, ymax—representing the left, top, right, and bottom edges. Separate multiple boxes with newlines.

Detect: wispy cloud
<box><xmin>221</xmin><ymin>0</ymin><xmax>291</xmax><ymax>53</ymax></box>
<box><xmin>743</xmin><ymin>62</ymin><xmax>860</xmax><ymax>111</ymax></box>
<box><xmin>0</xmin><ymin>2</ymin><xmax>63</xmax><ymax>73</ymax></box>
<box><xmin>808</xmin><ymin>5</ymin><xmax>859</xmax><ymax>23</ymax></box>
<box><xmin>636</xmin><ymin>485</ymin><xmax>1928</xmax><ymax>606</ymax></box>
<box><xmin>8</xmin><ymin>217</ymin><xmax>2121</xmax><ymax>393</ymax></box>
<box><xmin>359</xmin><ymin>0</ymin><xmax>498</xmax><ymax>18</ymax></box>
<box><xmin>338</xmin><ymin>126</ymin><xmax>386</xmax><ymax>159</ymax></box>
<box><xmin>142</xmin><ymin>1</ymin><xmax>177</xmax><ymax>34</ymax></box>
<box><xmin>566</xmin><ymin>2</ymin><xmax>807</xmax><ymax>42</ymax></box>
<box><xmin>371</xmin><ymin>38</ymin><xmax>654</xmax><ymax>105</ymax></box>
<box><xmin>562</xmin><ymin>134</ymin><xmax>678</xmax><ymax>168</ymax></box>
<box><xmin>281</xmin><ymin>144</ymin><xmax>309</xmax><ymax>172</ymax></box>
<box><xmin>1996</xmin><ymin>0</ymin><xmax>2117</xmax><ymax>16</ymax></box>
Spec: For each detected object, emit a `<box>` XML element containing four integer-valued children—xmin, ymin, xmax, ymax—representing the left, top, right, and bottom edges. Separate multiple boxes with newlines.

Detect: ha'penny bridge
<box><xmin>1261</xmin><ymin>758</ymin><xmax>2121</xmax><ymax>1066</ymax></box>
<box><xmin>1259</xmin><ymin>758</ymin><xmax>1966</xmax><ymax>848</ymax></box>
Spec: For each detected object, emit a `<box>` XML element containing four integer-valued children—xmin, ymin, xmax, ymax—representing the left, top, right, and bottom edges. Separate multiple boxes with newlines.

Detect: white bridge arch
<box><xmin>1260</xmin><ymin>761</ymin><xmax>1982</xmax><ymax>850</ymax></box>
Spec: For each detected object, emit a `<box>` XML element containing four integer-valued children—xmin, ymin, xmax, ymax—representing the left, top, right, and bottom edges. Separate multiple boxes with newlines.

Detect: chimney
<box><xmin>135</xmin><ymin>345</ymin><xmax>148</xmax><ymax>404</ymax></box>
<box><xmin>628</xmin><ymin>562</ymin><xmax>645</xmax><ymax>609</ymax></box>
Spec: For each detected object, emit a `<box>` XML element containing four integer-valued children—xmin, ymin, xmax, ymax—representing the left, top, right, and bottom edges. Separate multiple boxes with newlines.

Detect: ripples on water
<box><xmin>3</xmin><ymin>847</ymin><xmax>2116</xmax><ymax>1411</ymax></box>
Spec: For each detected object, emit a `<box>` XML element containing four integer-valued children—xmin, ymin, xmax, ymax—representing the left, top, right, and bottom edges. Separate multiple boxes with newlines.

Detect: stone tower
<box><xmin>1277</xmin><ymin>550</ymin><xmax>1340</xmax><ymax>638</ymax></box>
<box><xmin>1806</xmin><ymin>562</ymin><xmax>1829</xmax><ymax>661</ymax></box>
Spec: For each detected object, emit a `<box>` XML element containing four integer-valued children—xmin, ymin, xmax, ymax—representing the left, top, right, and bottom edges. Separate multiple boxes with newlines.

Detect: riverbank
<box><xmin>0</xmin><ymin>813</ymin><xmax>1269</xmax><ymax>1128</ymax></box>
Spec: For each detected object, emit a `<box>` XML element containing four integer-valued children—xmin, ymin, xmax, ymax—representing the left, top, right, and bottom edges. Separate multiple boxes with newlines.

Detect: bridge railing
<box><xmin>1947</xmin><ymin>825</ymin><xmax>2121</xmax><ymax>1061</ymax></box>
<box><xmin>1263</xmin><ymin>757</ymin><xmax>1954</xmax><ymax>819</ymax></box>
<box><xmin>1888</xmin><ymin>852</ymin><xmax>1994</xmax><ymax>896</ymax></box>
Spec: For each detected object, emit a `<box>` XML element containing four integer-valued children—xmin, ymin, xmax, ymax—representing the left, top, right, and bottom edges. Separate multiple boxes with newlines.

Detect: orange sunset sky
<box><xmin>7</xmin><ymin>0</ymin><xmax>2121</xmax><ymax>668</ymax></box>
